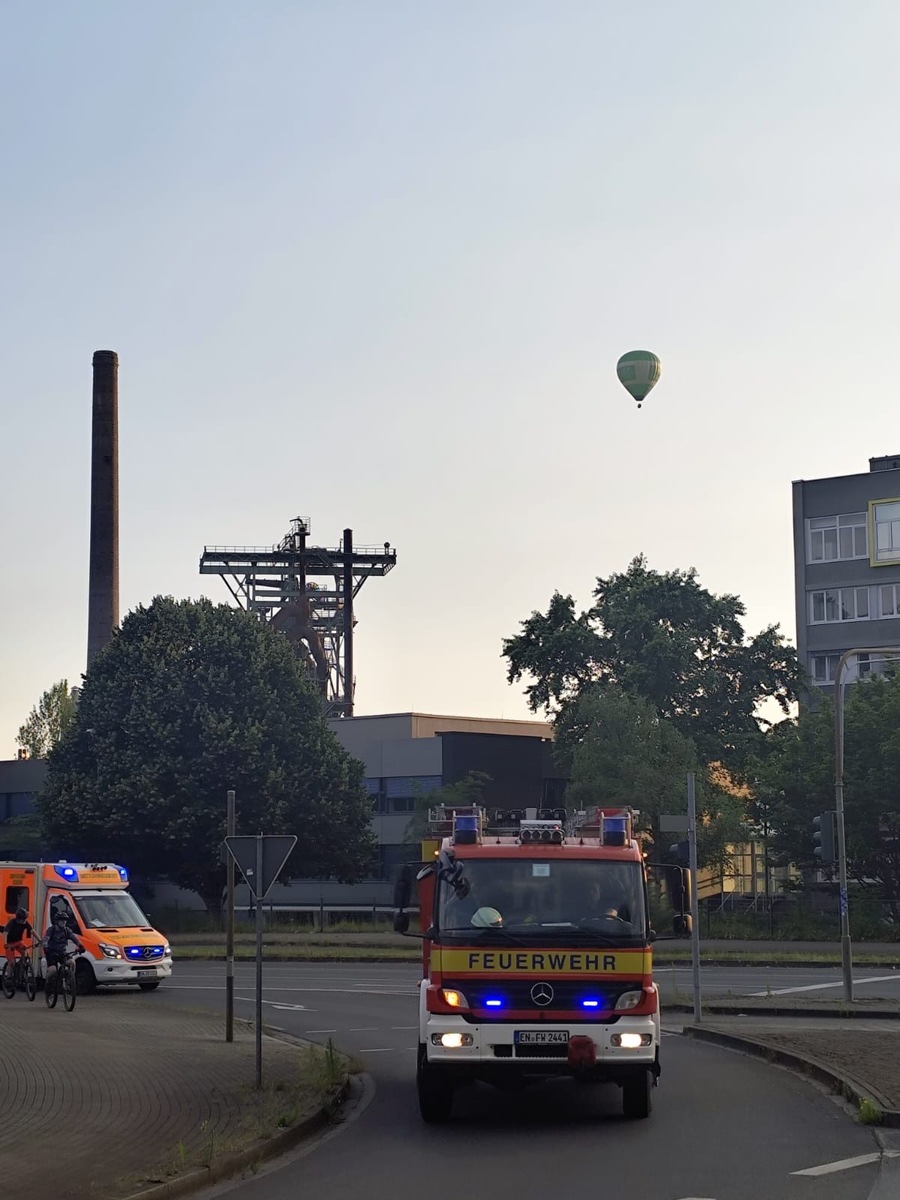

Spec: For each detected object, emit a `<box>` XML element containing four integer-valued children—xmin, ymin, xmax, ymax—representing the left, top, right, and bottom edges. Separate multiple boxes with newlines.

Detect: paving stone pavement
<box><xmin>0</xmin><ymin>990</ymin><xmax>308</xmax><ymax>1200</ymax></box>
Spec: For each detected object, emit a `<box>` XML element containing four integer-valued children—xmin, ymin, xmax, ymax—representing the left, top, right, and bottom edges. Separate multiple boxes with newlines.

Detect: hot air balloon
<box><xmin>616</xmin><ymin>350</ymin><xmax>661</xmax><ymax>409</ymax></box>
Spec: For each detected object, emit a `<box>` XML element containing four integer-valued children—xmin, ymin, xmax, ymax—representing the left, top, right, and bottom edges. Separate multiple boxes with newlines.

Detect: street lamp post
<box><xmin>833</xmin><ymin>645</ymin><xmax>899</xmax><ymax>1003</ymax></box>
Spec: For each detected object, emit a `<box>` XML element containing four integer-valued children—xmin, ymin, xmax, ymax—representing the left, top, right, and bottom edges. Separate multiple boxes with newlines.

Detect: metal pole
<box><xmin>255</xmin><ymin>835</ymin><xmax>263</xmax><ymax>1089</ymax></box>
<box><xmin>687</xmin><ymin>772</ymin><xmax>702</xmax><ymax>1022</ymax></box>
<box><xmin>834</xmin><ymin>650</ymin><xmax>855</xmax><ymax>1004</ymax></box>
<box><xmin>343</xmin><ymin>528</ymin><xmax>354</xmax><ymax>716</ymax></box>
<box><xmin>225</xmin><ymin>790</ymin><xmax>235</xmax><ymax>1043</ymax></box>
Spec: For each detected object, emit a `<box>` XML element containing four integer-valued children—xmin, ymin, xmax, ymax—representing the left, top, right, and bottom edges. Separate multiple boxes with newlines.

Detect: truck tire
<box><xmin>416</xmin><ymin>1045</ymin><xmax>453</xmax><ymax>1124</ymax></box>
<box><xmin>622</xmin><ymin>1070</ymin><xmax>652</xmax><ymax>1119</ymax></box>
<box><xmin>75</xmin><ymin>958</ymin><xmax>97</xmax><ymax>995</ymax></box>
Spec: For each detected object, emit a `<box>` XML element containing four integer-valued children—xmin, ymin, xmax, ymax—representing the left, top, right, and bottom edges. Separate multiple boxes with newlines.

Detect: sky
<box><xmin>2</xmin><ymin>2</ymin><xmax>899</xmax><ymax>754</ymax></box>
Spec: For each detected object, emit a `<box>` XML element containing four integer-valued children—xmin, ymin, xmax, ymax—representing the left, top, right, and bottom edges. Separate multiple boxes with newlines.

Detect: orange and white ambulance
<box><xmin>0</xmin><ymin>860</ymin><xmax>173</xmax><ymax>993</ymax></box>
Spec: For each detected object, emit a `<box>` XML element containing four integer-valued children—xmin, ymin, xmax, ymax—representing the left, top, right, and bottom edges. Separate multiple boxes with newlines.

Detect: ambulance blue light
<box><xmin>484</xmin><ymin>998</ymin><xmax>504</xmax><ymax>1008</ymax></box>
<box><xmin>582</xmin><ymin>999</ymin><xmax>600</xmax><ymax>1008</ymax></box>
<box><xmin>53</xmin><ymin>865</ymin><xmax>79</xmax><ymax>882</ymax></box>
<box><xmin>117</xmin><ymin>867</ymin><xmax>128</xmax><ymax>882</ymax></box>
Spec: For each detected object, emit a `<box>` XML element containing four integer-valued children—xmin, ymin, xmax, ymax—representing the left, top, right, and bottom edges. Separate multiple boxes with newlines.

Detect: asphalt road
<box><xmin>154</xmin><ymin>963</ymin><xmax>900</xmax><ymax>1200</ymax></box>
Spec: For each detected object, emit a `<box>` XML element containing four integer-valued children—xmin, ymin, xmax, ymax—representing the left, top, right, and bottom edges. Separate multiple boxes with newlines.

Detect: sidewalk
<box><xmin>0</xmin><ymin>992</ymin><xmax>337</xmax><ymax>1200</ymax></box>
<box><xmin>678</xmin><ymin>1014</ymin><xmax>900</xmax><ymax>1124</ymax></box>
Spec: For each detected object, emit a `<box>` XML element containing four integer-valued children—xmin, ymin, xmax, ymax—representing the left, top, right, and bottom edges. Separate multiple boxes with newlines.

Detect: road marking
<box><xmin>392</xmin><ymin>1025</ymin><xmax>417</xmax><ymax>1030</ymax></box>
<box><xmin>271</xmin><ymin>1004</ymin><xmax>309</xmax><ymax>1011</ymax></box>
<box><xmin>306</xmin><ymin>1029</ymin><xmax>337</xmax><ymax>1034</ymax></box>
<box><xmin>349</xmin><ymin>1027</ymin><xmax>378</xmax><ymax>1031</ymax></box>
<box><xmin>792</xmin><ymin>1150</ymin><xmax>900</xmax><ymax>1176</ymax></box>
<box><xmin>360</xmin><ymin>1047</ymin><xmax>395</xmax><ymax>1053</ymax></box>
<box><xmin>749</xmin><ymin>975</ymin><xmax>900</xmax><ymax>997</ymax></box>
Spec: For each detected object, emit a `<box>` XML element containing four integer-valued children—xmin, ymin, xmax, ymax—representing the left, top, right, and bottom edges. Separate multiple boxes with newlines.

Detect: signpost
<box><xmin>223</xmin><ymin>834</ymin><xmax>297</xmax><ymax>1087</ymax></box>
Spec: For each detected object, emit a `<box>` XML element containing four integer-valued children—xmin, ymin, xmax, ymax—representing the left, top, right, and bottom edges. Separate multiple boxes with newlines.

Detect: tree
<box><xmin>561</xmin><ymin>688</ymin><xmax>747</xmax><ymax>870</ymax></box>
<box><xmin>17</xmin><ymin>679</ymin><xmax>78</xmax><ymax>759</ymax></box>
<box><xmin>403</xmin><ymin>772</ymin><xmax>491</xmax><ymax>849</ymax></box>
<box><xmin>38</xmin><ymin>597</ymin><xmax>376</xmax><ymax>912</ymax></box>
<box><xmin>503</xmin><ymin>555</ymin><xmax>799</xmax><ymax>769</ymax></box>
<box><xmin>756</xmin><ymin>671</ymin><xmax>900</xmax><ymax>917</ymax></box>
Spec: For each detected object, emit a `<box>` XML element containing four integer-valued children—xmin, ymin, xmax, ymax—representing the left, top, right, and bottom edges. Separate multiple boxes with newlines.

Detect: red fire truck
<box><xmin>394</xmin><ymin>805</ymin><xmax>662</xmax><ymax>1123</ymax></box>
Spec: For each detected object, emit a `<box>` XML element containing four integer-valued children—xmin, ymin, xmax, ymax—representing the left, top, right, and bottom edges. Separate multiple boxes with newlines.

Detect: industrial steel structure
<box><xmin>199</xmin><ymin>517</ymin><xmax>395</xmax><ymax>716</ymax></box>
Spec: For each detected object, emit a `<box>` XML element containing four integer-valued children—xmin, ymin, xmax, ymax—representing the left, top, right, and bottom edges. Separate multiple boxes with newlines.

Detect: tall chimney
<box><xmin>87</xmin><ymin>350</ymin><xmax>119</xmax><ymax>668</ymax></box>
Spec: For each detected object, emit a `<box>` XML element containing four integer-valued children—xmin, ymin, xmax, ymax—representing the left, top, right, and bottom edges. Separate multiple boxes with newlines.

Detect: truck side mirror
<box><xmin>673</xmin><ymin>913</ymin><xmax>693</xmax><ymax>937</ymax></box>
<box><xmin>393</xmin><ymin>912</ymin><xmax>410</xmax><ymax>934</ymax></box>
<box><xmin>393</xmin><ymin>875</ymin><xmax>411</xmax><ymax>910</ymax></box>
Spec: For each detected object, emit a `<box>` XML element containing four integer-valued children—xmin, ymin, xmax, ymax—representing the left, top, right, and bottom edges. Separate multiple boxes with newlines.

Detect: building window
<box><xmin>871</xmin><ymin>499</ymin><xmax>900</xmax><ymax>565</ymax></box>
<box><xmin>880</xmin><ymin>584</ymin><xmax>900</xmax><ymax>618</ymax></box>
<box><xmin>807</xmin><ymin>513</ymin><xmax>867</xmax><ymax>563</ymax></box>
<box><xmin>384</xmin><ymin>775</ymin><xmax>442</xmax><ymax>800</ymax></box>
<box><xmin>388</xmin><ymin>796</ymin><xmax>416</xmax><ymax>813</ymax></box>
<box><xmin>811</xmin><ymin>650</ymin><xmax>900</xmax><ymax>685</ymax></box>
<box><xmin>809</xmin><ymin>587</ymin><xmax>870</xmax><ymax>624</ymax></box>
<box><xmin>810</xmin><ymin>653</ymin><xmax>841</xmax><ymax>683</ymax></box>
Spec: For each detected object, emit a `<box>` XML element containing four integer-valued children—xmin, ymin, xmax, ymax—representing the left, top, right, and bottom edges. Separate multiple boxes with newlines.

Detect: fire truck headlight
<box><xmin>614</xmin><ymin>990</ymin><xmax>643</xmax><ymax>1011</ymax></box>
<box><xmin>441</xmin><ymin>989</ymin><xmax>468</xmax><ymax>1009</ymax></box>
<box><xmin>611</xmin><ymin>1033</ymin><xmax>652</xmax><ymax>1048</ymax></box>
<box><xmin>432</xmin><ymin>1032</ymin><xmax>474</xmax><ymax>1048</ymax></box>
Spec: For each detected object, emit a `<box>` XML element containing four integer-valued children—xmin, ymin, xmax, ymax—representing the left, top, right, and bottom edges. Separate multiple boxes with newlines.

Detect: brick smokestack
<box><xmin>87</xmin><ymin>350</ymin><xmax>119</xmax><ymax>668</ymax></box>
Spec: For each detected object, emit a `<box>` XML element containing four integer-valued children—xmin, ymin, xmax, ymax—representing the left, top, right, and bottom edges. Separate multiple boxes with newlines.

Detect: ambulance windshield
<box><xmin>75</xmin><ymin>892</ymin><xmax>151</xmax><ymax>929</ymax></box>
<box><xmin>438</xmin><ymin>860</ymin><xmax>645</xmax><ymax>941</ymax></box>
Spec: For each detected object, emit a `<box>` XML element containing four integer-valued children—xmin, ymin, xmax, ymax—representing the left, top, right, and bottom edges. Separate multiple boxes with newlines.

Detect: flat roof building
<box><xmin>792</xmin><ymin>455</ymin><xmax>900</xmax><ymax>690</ymax></box>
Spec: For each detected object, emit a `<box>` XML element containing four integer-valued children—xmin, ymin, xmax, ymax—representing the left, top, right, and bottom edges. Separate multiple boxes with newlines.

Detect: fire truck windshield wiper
<box><xmin>438</xmin><ymin>925</ymin><xmax>528</xmax><ymax>945</ymax></box>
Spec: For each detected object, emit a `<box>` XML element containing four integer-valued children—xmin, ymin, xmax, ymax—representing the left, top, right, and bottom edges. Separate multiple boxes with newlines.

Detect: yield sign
<box><xmin>224</xmin><ymin>835</ymin><xmax>298</xmax><ymax>900</ymax></box>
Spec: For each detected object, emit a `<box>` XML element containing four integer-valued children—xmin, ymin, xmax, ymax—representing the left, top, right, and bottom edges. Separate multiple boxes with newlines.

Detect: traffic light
<box><xmin>813</xmin><ymin>812</ymin><xmax>836</xmax><ymax>866</ymax></box>
<box><xmin>663</xmin><ymin>864</ymin><xmax>693</xmax><ymax>937</ymax></box>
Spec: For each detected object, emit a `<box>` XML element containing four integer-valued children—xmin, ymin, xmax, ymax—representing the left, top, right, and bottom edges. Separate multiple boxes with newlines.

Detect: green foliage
<box><xmin>857</xmin><ymin>1097</ymin><xmax>883</xmax><ymax>1125</ymax></box>
<box><xmin>17</xmin><ymin>679</ymin><xmax>78</xmax><ymax>759</ymax></box>
<box><xmin>561</xmin><ymin>688</ymin><xmax>748</xmax><ymax>869</ymax></box>
<box><xmin>503</xmin><ymin>555</ymin><xmax>799</xmax><ymax>770</ymax></box>
<box><xmin>403</xmin><ymin>772</ymin><xmax>491</xmax><ymax>848</ymax></box>
<box><xmin>755</xmin><ymin>670</ymin><xmax>900</xmax><ymax>917</ymax></box>
<box><xmin>0</xmin><ymin>813</ymin><xmax>46</xmax><ymax>858</ymax></box>
<box><xmin>38</xmin><ymin>597</ymin><xmax>375</xmax><ymax>910</ymax></box>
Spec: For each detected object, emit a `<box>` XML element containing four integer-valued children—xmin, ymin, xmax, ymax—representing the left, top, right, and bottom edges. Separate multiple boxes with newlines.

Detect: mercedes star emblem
<box><xmin>530</xmin><ymin>982</ymin><xmax>554</xmax><ymax>1006</ymax></box>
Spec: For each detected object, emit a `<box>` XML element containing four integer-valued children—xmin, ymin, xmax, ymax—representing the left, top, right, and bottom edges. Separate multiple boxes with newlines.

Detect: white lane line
<box><xmin>162</xmin><ymin>984</ymin><xmax>416</xmax><ymax>996</ymax></box>
<box><xmin>348</xmin><ymin>1027</ymin><xmax>378</xmax><ymax>1031</ymax></box>
<box><xmin>392</xmin><ymin>1025</ymin><xmax>417</xmax><ymax>1030</ymax></box>
<box><xmin>749</xmin><ymin>975</ymin><xmax>900</xmax><ymax>997</ymax></box>
<box><xmin>306</xmin><ymin>1029</ymin><xmax>337</xmax><ymax>1034</ymax></box>
<box><xmin>792</xmin><ymin>1150</ymin><xmax>900</xmax><ymax>1176</ymax></box>
<box><xmin>360</xmin><ymin>1048</ymin><xmax>395</xmax><ymax>1053</ymax></box>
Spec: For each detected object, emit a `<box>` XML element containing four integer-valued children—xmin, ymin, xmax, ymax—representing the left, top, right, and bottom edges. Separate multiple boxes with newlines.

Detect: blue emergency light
<box><xmin>454</xmin><ymin>814</ymin><xmax>480</xmax><ymax>845</ymax></box>
<box><xmin>53</xmin><ymin>865</ymin><xmax>79</xmax><ymax>882</ymax></box>
<box><xmin>602</xmin><ymin>816</ymin><xmax>628</xmax><ymax>846</ymax></box>
<box><xmin>484</xmin><ymin>997</ymin><xmax>504</xmax><ymax>1008</ymax></box>
<box><xmin>117</xmin><ymin>866</ymin><xmax>129</xmax><ymax>882</ymax></box>
<box><xmin>582</xmin><ymin>999</ymin><xmax>600</xmax><ymax>1008</ymax></box>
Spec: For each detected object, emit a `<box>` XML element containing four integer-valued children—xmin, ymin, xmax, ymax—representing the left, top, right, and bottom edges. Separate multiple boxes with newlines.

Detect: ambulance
<box><xmin>0</xmin><ymin>861</ymin><xmax>173</xmax><ymax>993</ymax></box>
<box><xmin>394</xmin><ymin>806</ymin><xmax>672</xmax><ymax>1123</ymax></box>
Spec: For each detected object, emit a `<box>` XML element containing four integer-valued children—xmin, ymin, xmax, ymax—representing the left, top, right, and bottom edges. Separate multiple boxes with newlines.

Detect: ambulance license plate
<box><xmin>514</xmin><ymin>1030</ymin><xmax>568</xmax><ymax>1045</ymax></box>
<box><xmin>136</xmin><ymin>970</ymin><xmax>158</xmax><ymax>979</ymax></box>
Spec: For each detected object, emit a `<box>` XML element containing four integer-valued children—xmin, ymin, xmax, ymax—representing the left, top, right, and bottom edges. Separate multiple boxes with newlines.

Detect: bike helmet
<box><xmin>54</xmin><ymin>910</ymin><xmax>69</xmax><ymax>924</ymax></box>
<box><xmin>15</xmin><ymin>908</ymin><xmax>26</xmax><ymax>920</ymax></box>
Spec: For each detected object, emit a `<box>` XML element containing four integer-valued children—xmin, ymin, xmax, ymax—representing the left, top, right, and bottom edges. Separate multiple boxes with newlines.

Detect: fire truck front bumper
<box><xmin>423</xmin><ymin>1013</ymin><xmax>658</xmax><ymax>1078</ymax></box>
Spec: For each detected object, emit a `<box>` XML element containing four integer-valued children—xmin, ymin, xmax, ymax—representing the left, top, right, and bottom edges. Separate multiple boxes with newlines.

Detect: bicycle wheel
<box><xmin>45</xmin><ymin>969</ymin><xmax>59</xmax><ymax>1009</ymax></box>
<box><xmin>1</xmin><ymin>963</ymin><xmax>15</xmax><ymax>1000</ymax></box>
<box><xmin>62</xmin><ymin>963</ymin><xmax>76</xmax><ymax>1011</ymax></box>
<box><xmin>23</xmin><ymin>958</ymin><xmax>36</xmax><ymax>1002</ymax></box>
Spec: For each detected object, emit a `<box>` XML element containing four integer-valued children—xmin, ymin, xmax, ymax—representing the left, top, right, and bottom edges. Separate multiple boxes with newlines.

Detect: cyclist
<box><xmin>43</xmin><ymin>909</ymin><xmax>84</xmax><ymax>986</ymax></box>
<box><xmin>4</xmin><ymin>908</ymin><xmax>34</xmax><ymax>971</ymax></box>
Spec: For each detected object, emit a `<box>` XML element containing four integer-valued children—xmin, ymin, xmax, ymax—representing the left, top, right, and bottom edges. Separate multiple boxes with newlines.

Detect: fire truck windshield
<box><xmin>437</xmin><ymin>860</ymin><xmax>646</xmax><ymax>941</ymax></box>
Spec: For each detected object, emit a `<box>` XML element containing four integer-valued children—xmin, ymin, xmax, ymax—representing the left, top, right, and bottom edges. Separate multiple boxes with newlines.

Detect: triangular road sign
<box><xmin>224</xmin><ymin>835</ymin><xmax>298</xmax><ymax>900</ymax></box>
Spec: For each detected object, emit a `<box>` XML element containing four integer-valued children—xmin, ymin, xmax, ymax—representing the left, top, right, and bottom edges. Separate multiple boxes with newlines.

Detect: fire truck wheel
<box><xmin>417</xmin><ymin>1046</ymin><xmax>454</xmax><ymax>1124</ymax></box>
<box><xmin>621</xmin><ymin>1070</ymin><xmax>652</xmax><ymax>1119</ymax></box>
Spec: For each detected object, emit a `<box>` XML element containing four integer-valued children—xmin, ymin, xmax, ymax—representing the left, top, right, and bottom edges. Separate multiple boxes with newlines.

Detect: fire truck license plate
<box><xmin>514</xmin><ymin>1031</ymin><xmax>569</xmax><ymax>1046</ymax></box>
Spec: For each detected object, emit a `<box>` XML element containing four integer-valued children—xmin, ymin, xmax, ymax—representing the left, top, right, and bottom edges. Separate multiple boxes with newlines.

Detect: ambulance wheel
<box><xmin>138</xmin><ymin>981</ymin><xmax>160</xmax><ymax>991</ymax></box>
<box><xmin>75</xmin><ymin>959</ymin><xmax>96</xmax><ymax>995</ymax></box>
<box><xmin>622</xmin><ymin>1070</ymin><xmax>652</xmax><ymax>1119</ymax></box>
<box><xmin>416</xmin><ymin>1046</ymin><xmax>453</xmax><ymax>1124</ymax></box>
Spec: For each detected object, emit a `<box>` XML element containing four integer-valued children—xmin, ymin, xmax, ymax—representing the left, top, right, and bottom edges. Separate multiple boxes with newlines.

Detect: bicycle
<box><xmin>44</xmin><ymin>948</ymin><xmax>83</xmax><ymax>1012</ymax></box>
<box><xmin>1</xmin><ymin>944</ymin><xmax>37</xmax><ymax>1002</ymax></box>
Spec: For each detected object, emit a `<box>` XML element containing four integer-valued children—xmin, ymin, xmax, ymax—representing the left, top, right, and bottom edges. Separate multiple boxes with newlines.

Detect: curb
<box><xmin>682</xmin><ymin>1025</ymin><xmax>900</xmax><ymax>1128</ymax></box>
<box><xmin>663</xmin><ymin>1002</ymin><xmax>900</xmax><ymax>1019</ymax></box>
<box><xmin>123</xmin><ymin>1032</ymin><xmax>353</xmax><ymax>1200</ymax></box>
